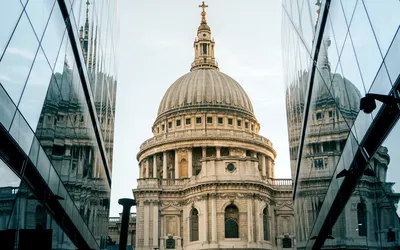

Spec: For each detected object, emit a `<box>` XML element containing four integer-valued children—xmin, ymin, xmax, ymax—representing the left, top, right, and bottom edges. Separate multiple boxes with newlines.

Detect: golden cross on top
<box><xmin>199</xmin><ymin>1</ymin><xmax>208</xmax><ymax>13</ymax></box>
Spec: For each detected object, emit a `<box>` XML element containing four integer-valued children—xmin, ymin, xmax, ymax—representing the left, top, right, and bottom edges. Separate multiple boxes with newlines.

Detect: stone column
<box><xmin>153</xmin><ymin>154</ymin><xmax>157</xmax><ymax>178</ymax></box>
<box><xmin>153</xmin><ymin>201</ymin><xmax>159</xmax><ymax>248</ymax></box>
<box><xmin>188</xmin><ymin>148</ymin><xmax>193</xmax><ymax>178</ymax></box>
<box><xmin>261</xmin><ymin>155</ymin><xmax>267</xmax><ymax>177</ymax></box>
<box><xmin>211</xmin><ymin>195</ymin><xmax>217</xmax><ymax>243</ymax></box>
<box><xmin>163</xmin><ymin>151</ymin><xmax>167</xmax><ymax>179</ymax></box>
<box><xmin>139</xmin><ymin>163</ymin><xmax>143</xmax><ymax>178</ymax></box>
<box><xmin>144</xmin><ymin>201</ymin><xmax>150</xmax><ymax>247</ymax></box>
<box><xmin>247</xmin><ymin>198</ymin><xmax>253</xmax><ymax>242</ymax></box>
<box><xmin>216</xmin><ymin>147</ymin><xmax>221</xmax><ymax>159</ymax></box>
<box><xmin>145</xmin><ymin>159</ymin><xmax>150</xmax><ymax>178</ymax></box>
<box><xmin>175</xmin><ymin>149</ymin><xmax>179</xmax><ymax>179</ymax></box>
<box><xmin>202</xmin><ymin>147</ymin><xmax>207</xmax><ymax>176</ymax></box>
<box><xmin>266</xmin><ymin>157</ymin><xmax>271</xmax><ymax>178</ymax></box>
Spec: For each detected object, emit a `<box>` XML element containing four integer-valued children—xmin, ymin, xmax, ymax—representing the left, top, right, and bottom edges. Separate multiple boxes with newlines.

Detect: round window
<box><xmin>226</xmin><ymin>163</ymin><xmax>236</xmax><ymax>172</ymax></box>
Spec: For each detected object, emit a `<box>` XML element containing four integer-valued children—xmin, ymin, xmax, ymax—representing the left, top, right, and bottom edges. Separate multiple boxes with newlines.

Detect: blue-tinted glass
<box><xmin>384</xmin><ymin>29</ymin><xmax>400</xmax><ymax>85</ymax></box>
<box><xmin>25</xmin><ymin>0</ymin><xmax>55</xmax><ymax>40</ymax></box>
<box><xmin>0</xmin><ymin>84</ymin><xmax>17</xmax><ymax>130</ymax></box>
<box><xmin>370</xmin><ymin>64</ymin><xmax>392</xmax><ymax>120</ymax></box>
<box><xmin>0</xmin><ymin>1</ymin><xmax>23</xmax><ymax>58</ymax></box>
<box><xmin>340</xmin><ymin>0</ymin><xmax>357</xmax><ymax>26</ymax></box>
<box><xmin>329</xmin><ymin>1</ymin><xmax>349</xmax><ymax>56</ymax></box>
<box><xmin>28</xmin><ymin>136</ymin><xmax>40</xmax><ymax>167</ymax></box>
<box><xmin>41</xmin><ymin>3</ymin><xmax>66</xmax><ymax>69</ymax></box>
<box><xmin>18</xmin><ymin>47</ymin><xmax>52</xmax><ymax>130</ymax></box>
<box><xmin>9</xmin><ymin>111</ymin><xmax>34</xmax><ymax>155</ymax></box>
<box><xmin>339</xmin><ymin>34</ymin><xmax>366</xmax><ymax>97</ymax></box>
<box><xmin>363</xmin><ymin>0</ymin><xmax>400</xmax><ymax>57</ymax></box>
<box><xmin>349</xmin><ymin>1</ymin><xmax>382</xmax><ymax>92</ymax></box>
<box><xmin>37</xmin><ymin>146</ymin><xmax>50</xmax><ymax>182</ymax></box>
<box><xmin>0</xmin><ymin>13</ymin><xmax>39</xmax><ymax>103</ymax></box>
<box><xmin>48</xmin><ymin>165</ymin><xmax>60</xmax><ymax>195</ymax></box>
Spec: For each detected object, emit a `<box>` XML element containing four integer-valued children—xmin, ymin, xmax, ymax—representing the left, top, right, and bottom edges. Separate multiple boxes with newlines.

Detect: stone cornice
<box><xmin>133</xmin><ymin>180</ymin><xmax>292</xmax><ymax>199</ymax></box>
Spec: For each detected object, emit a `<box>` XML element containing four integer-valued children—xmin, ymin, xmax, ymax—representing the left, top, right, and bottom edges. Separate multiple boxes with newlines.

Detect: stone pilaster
<box><xmin>216</xmin><ymin>146</ymin><xmax>221</xmax><ymax>159</ymax></box>
<box><xmin>153</xmin><ymin>201</ymin><xmax>159</xmax><ymax>248</ymax></box>
<box><xmin>247</xmin><ymin>198</ymin><xmax>253</xmax><ymax>242</ymax></box>
<box><xmin>144</xmin><ymin>200</ymin><xmax>150</xmax><ymax>247</ymax></box>
<box><xmin>211</xmin><ymin>194</ymin><xmax>217</xmax><ymax>243</ymax></box>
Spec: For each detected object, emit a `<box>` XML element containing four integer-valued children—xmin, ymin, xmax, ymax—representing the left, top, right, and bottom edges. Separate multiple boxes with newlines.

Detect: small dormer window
<box><xmin>245</xmin><ymin>122</ymin><xmax>249</xmax><ymax>129</ymax></box>
<box><xmin>168</xmin><ymin>122</ymin><xmax>172</xmax><ymax>128</ymax></box>
<box><xmin>237</xmin><ymin>120</ymin><xmax>241</xmax><ymax>127</ymax></box>
<box><xmin>196</xmin><ymin>117</ymin><xmax>202</xmax><ymax>124</ymax></box>
<box><xmin>186</xmin><ymin>118</ymin><xmax>191</xmax><ymax>125</ymax></box>
<box><xmin>176</xmin><ymin>120</ymin><xmax>181</xmax><ymax>126</ymax></box>
<box><xmin>207</xmin><ymin>117</ymin><xmax>213</xmax><ymax>124</ymax></box>
<box><xmin>162</xmin><ymin>124</ymin><xmax>165</xmax><ymax>131</ymax></box>
<box><xmin>218</xmin><ymin>117</ymin><xmax>223</xmax><ymax>124</ymax></box>
<box><xmin>202</xmin><ymin>44</ymin><xmax>207</xmax><ymax>54</ymax></box>
<box><xmin>228</xmin><ymin>118</ymin><xmax>233</xmax><ymax>125</ymax></box>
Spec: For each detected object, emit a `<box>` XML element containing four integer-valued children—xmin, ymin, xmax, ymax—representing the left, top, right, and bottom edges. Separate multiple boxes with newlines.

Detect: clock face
<box><xmin>202</xmin><ymin>33</ymin><xmax>206</xmax><ymax>37</ymax></box>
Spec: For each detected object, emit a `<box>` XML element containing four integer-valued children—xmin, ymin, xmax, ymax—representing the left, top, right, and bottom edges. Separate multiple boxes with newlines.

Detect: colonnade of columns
<box><xmin>138</xmin><ymin>147</ymin><xmax>274</xmax><ymax>179</ymax></box>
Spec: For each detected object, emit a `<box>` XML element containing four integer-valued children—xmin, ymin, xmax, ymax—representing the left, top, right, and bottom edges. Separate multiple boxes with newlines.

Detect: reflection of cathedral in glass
<box><xmin>286</xmin><ymin>35</ymin><xmax>400</xmax><ymax>249</ymax></box>
<box><xmin>0</xmin><ymin>1</ymin><xmax>117</xmax><ymax>249</ymax></box>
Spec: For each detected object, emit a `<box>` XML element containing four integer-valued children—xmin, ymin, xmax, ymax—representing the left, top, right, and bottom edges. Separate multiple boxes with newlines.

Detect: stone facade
<box><xmin>133</xmin><ymin>3</ymin><xmax>295</xmax><ymax>250</ymax></box>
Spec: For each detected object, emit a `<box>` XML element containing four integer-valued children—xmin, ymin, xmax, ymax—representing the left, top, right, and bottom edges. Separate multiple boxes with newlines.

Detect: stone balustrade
<box><xmin>137</xmin><ymin>177</ymin><xmax>292</xmax><ymax>190</ymax></box>
<box><xmin>139</xmin><ymin>128</ymin><xmax>273</xmax><ymax>151</ymax></box>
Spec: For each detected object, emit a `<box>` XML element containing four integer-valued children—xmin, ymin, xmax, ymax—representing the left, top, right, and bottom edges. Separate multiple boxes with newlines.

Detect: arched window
<box><xmin>225</xmin><ymin>204</ymin><xmax>239</xmax><ymax>238</ymax></box>
<box><xmin>190</xmin><ymin>209</ymin><xmax>199</xmax><ymax>241</ymax></box>
<box><xmin>357</xmin><ymin>202</ymin><xmax>367</xmax><ymax>236</ymax></box>
<box><xmin>263</xmin><ymin>207</ymin><xmax>270</xmax><ymax>241</ymax></box>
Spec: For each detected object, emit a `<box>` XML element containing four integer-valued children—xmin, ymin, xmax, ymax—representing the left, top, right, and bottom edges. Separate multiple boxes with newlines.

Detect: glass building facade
<box><xmin>282</xmin><ymin>0</ymin><xmax>400</xmax><ymax>249</ymax></box>
<box><xmin>0</xmin><ymin>0</ymin><xmax>118</xmax><ymax>249</ymax></box>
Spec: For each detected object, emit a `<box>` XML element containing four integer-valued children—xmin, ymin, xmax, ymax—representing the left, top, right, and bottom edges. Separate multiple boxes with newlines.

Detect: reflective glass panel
<box><xmin>0</xmin><ymin>13</ymin><xmax>39</xmax><ymax>103</ymax></box>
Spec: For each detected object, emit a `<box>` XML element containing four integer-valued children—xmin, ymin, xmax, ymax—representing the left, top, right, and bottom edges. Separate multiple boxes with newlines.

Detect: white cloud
<box><xmin>7</xmin><ymin>47</ymin><xmax>36</xmax><ymax>60</ymax></box>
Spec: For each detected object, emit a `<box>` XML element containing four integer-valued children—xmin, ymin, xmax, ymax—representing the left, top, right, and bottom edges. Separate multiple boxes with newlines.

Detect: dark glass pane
<box><xmin>224</xmin><ymin>219</ymin><xmax>238</xmax><ymax>238</ymax></box>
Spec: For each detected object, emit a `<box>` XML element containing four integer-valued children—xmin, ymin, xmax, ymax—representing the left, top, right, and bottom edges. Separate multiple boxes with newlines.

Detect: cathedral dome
<box><xmin>157</xmin><ymin>69</ymin><xmax>254</xmax><ymax>118</ymax></box>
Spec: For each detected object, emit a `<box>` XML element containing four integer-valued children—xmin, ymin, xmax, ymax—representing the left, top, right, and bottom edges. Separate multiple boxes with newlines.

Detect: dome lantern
<box><xmin>191</xmin><ymin>1</ymin><xmax>219</xmax><ymax>71</ymax></box>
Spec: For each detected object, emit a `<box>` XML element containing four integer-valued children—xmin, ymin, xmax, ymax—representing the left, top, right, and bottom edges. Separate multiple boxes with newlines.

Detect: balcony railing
<box><xmin>137</xmin><ymin>177</ymin><xmax>292</xmax><ymax>189</ymax></box>
<box><xmin>139</xmin><ymin>129</ymin><xmax>273</xmax><ymax>151</ymax></box>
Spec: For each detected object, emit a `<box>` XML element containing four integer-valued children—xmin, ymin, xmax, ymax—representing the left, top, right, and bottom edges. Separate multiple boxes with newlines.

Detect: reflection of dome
<box><xmin>157</xmin><ymin>69</ymin><xmax>254</xmax><ymax>118</ymax></box>
<box><xmin>314</xmin><ymin>71</ymin><xmax>362</xmax><ymax>112</ymax></box>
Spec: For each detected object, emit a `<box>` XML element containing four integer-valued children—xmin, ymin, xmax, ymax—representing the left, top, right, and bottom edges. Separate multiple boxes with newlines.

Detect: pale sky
<box><xmin>110</xmin><ymin>0</ymin><xmax>291</xmax><ymax>216</ymax></box>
